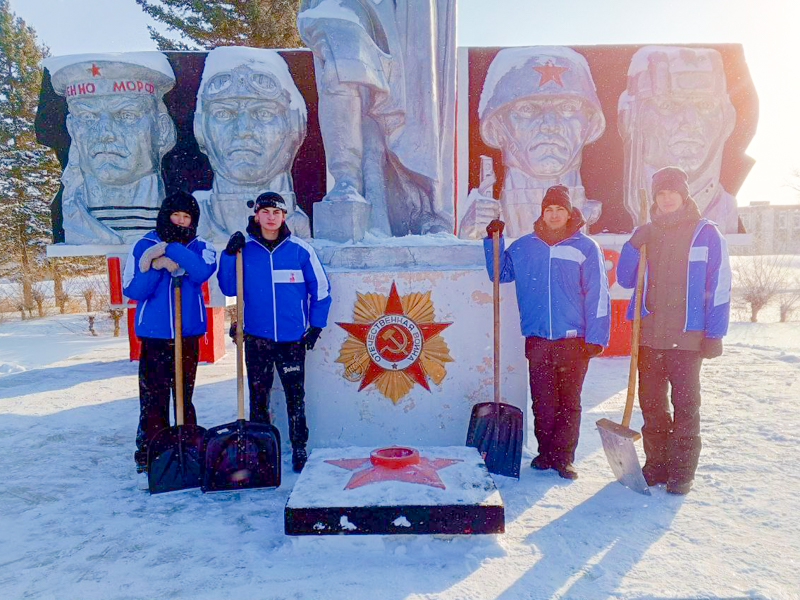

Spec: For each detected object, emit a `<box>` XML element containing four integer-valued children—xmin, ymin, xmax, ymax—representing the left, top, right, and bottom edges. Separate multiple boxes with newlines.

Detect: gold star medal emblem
<box><xmin>336</xmin><ymin>282</ymin><xmax>453</xmax><ymax>403</ymax></box>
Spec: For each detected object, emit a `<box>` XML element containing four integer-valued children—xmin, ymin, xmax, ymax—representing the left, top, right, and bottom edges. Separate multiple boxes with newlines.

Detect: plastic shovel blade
<box><xmin>147</xmin><ymin>424</ymin><xmax>207</xmax><ymax>494</ymax></box>
<box><xmin>202</xmin><ymin>419</ymin><xmax>281</xmax><ymax>492</ymax></box>
<box><xmin>466</xmin><ymin>402</ymin><xmax>523</xmax><ymax>479</ymax></box>
<box><xmin>596</xmin><ymin>418</ymin><xmax>650</xmax><ymax>496</ymax></box>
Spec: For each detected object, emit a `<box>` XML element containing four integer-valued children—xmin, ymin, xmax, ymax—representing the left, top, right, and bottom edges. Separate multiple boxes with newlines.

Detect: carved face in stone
<box><xmin>639</xmin><ymin>91</ymin><xmax>727</xmax><ymax>176</ymax></box>
<box><xmin>194</xmin><ymin>52</ymin><xmax>307</xmax><ymax>188</ymax></box>
<box><xmin>479</xmin><ymin>47</ymin><xmax>605</xmax><ymax>181</ymax></box>
<box><xmin>66</xmin><ymin>94</ymin><xmax>169</xmax><ymax>186</ymax></box>
<box><xmin>500</xmin><ymin>95</ymin><xmax>592</xmax><ymax>178</ymax></box>
<box><xmin>201</xmin><ymin>94</ymin><xmax>290</xmax><ymax>185</ymax></box>
<box><xmin>618</xmin><ymin>46</ymin><xmax>736</xmax><ymax>180</ymax></box>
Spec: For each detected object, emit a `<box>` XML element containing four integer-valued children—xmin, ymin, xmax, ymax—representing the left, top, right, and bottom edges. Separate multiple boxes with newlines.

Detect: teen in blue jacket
<box><xmin>617</xmin><ymin>167</ymin><xmax>731</xmax><ymax>495</ymax></box>
<box><xmin>122</xmin><ymin>191</ymin><xmax>217</xmax><ymax>472</ymax></box>
<box><xmin>485</xmin><ymin>185</ymin><xmax>610</xmax><ymax>480</ymax></box>
<box><xmin>218</xmin><ymin>192</ymin><xmax>331</xmax><ymax>472</ymax></box>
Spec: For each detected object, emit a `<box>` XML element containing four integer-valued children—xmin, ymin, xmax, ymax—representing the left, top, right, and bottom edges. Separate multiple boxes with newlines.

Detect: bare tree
<box><xmin>30</xmin><ymin>282</ymin><xmax>46</xmax><ymax>317</ymax></box>
<box><xmin>778</xmin><ymin>275</ymin><xmax>800</xmax><ymax>323</ymax></box>
<box><xmin>735</xmin><ymin>254</ymin><xmax>792</xmax><ymax>322</ymax></box>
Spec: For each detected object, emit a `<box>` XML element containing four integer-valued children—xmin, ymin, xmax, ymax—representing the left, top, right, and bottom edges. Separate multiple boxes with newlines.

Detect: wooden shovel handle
<box><xmin>492</xmin><ymin>230</ymin><xmax>501</xmax><ymax>405</ymax></box>
<box><xmin>623</xmin><ymin>189</ymin><xmax>648</xmax><ymax>428</ymax></box>
<box><xmin>173</xmin><ymin>278</ymin><xmax>184</xmax><ymax>427</ymax></box>
<box><xmin>236</xmin><ymin>251</ymin><xmax>245</xmax><ymax>421</ymax></box>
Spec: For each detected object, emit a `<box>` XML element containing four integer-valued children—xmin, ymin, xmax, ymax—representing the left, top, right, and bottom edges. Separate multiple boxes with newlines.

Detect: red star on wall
<box><xmin>325</xmin><ymin>456</ymin><xmax>462</xmax><ymax>490</ymax></box>
<box><xmin>90</xmin><ymin>63</ymin><xmax>101</xmax><ymax>77</ymax></box>
<box><xmin>534</xmin><ymin>60</ymin><xmax>568</xmax><ymax>87</ymax></box>
<box><xmin>337</xmin><ymin>282</ymin><xmax>451</xmax><ymax>392</ymax></box>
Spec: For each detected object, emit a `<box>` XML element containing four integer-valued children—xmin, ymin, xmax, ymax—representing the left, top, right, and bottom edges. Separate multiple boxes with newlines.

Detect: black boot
<box><xmin>134</xmin><ymin>449</ymin><xmax>148</xmax><ymax>474</ymax></box>
<box><xmin>292</xmin><ymin>446</ymin><xmax>308</xmax><ymax>473</ymax></box>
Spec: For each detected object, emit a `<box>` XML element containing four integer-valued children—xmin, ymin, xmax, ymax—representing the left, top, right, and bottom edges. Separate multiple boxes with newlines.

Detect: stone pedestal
<box><xmin>313</xmin><ymin>199</ymin><xmax>371</xmax><ymax>243</ymax></box>
<box><xmin>262</xmin><ymin>241</ymin><xmax>530</xmax><ymax>455</ymax></box>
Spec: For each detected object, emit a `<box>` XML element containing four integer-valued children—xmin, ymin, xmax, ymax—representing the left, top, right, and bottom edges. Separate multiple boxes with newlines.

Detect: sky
<box><xmin>9</xmin><ymin>0</ymin><xmax>800</xmax><ymax>206</ymax></box>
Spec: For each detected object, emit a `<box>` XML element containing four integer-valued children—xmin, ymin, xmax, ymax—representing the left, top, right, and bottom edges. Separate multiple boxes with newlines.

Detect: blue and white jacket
<box><xmin>122</xmin><ymin>231</ymin><xmax>218</xmax><ymax>339</ymax></box>
<box><xmin>617</xmin><ymin>218</ymin><xmax>731</xmax><ymax>339</ymax></box>
<box><xmin>217</xmin><ymin>231</ymin><xmax>331</xmax><ymax>342</ymax></box>
<box><xmin>484</xmin><ymin>230</ymin><xmax>611</xmax><ymax>346</ymax></box>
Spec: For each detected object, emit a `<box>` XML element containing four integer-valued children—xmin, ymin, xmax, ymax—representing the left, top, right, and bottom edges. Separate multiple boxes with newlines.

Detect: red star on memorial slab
<box><xmin>90</xmin><ymin>63</ymin><xmax>101</xmax><ymax>77</ymax></box>
<box><xmin>337</xmin><ymin>282</ymin><xmax>451</xmax><ymax>393</ymax></box>
<box><xmin>325</xmin><ymin>456</ymin><xmax>463</xmax><ymax>490</ymax></box>
<box><xmin>534</xmin><ymin>60</ymin><xmax>568</xmax><ymax>87</ymax></box>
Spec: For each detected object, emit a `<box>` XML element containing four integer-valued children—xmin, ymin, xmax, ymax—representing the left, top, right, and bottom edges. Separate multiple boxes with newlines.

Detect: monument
<box><xmin>459</xmin><ymin>47</ymin><xmax>606</xmax><ymax>239</ymax></box>
<box><xmin>193</xmin><ymin>46</ymin><xmax>311</xmax><ymax>240</ymax></box>
<box><xmin>42</xmin><ymin>52</ymin><xmax>177</xmax><ymax>245</ymax></box>
<box><xmin>618</xmin><ymin>46</ymin><xmax>740</xmax><ymax>232</ymax></box>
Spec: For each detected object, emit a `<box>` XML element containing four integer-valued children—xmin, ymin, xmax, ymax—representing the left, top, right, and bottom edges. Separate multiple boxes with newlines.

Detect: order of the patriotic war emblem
<box><xmin>336</xmin><ymin>282</ymin><xmax>453</xmax><ymax>403</ymax></box>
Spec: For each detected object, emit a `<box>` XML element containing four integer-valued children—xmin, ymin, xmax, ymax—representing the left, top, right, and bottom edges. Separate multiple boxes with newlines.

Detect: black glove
<box><xmin>229</xmin><ymin>320</ymin><xmax>238</xmax><ymax>340</ymax></box>
<box><xmin>486</xmin><ymin>219</ymin><xmax>505</xmax><ymax>238</ymax></box>
<box><xmin>301</xmin><ymin>326</ymin><xmax>323</xmax><ymax>350</ymax></box>
<box><xmin>629</xmin><ymin>224</ymin><xmax>652</xmax><ymax>250</ymax></box>
<box><xmin>224</xmin><ymin>231</ymin><xmax>245</xmax><ymax>255</ymax></box>
<box><xmin>584</xmin><ymin>343</ymin><xmax>604</xmax><ymax>358</ymax></box>
<box><xmin>700</xmin><ymin>337</ymin><xmax>723</xmax><ymax>359</ymax></box>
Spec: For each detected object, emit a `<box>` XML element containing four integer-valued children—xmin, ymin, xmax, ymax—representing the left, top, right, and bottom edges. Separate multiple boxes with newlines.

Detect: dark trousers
<box><xmin>136</xmin><ymin>336</ymin><xmax>200</xmax><ymax>452</ymax></box>
<box><xmin>244</xmin><ymin>334</ymin><xmax>309</xmax><ymax>449</ymax></box>
<box><xmin>526</xmin><ymin>336</ymin><xmax>590</xmax><ymax>466</ymax></box>
<box><xmin>638</xmin><ymin>346</ymin><xmax>703</xmax><ymax>485</ymax></box>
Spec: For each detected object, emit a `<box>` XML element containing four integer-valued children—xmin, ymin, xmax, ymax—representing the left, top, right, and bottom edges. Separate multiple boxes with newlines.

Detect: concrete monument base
<box><xmin>285</xmin><ymin>446</ymin><xmax>504</xmax><ymax>536</ymax></box>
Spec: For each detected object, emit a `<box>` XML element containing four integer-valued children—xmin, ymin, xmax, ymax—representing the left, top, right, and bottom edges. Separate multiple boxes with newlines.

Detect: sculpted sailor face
<box><xmin>198</xmin><ymin>65</ymin><xmax>294</xmax><ymax>186</ymax></box>
<box><xmin>502</xmin><ymin>95</ymin><xmax>591</xmax><ymax>178</ymax></box>
<box><xmin>67</xmin><ymin>94</ymin><xmax>167</xmax><ymax>186</ymax></box>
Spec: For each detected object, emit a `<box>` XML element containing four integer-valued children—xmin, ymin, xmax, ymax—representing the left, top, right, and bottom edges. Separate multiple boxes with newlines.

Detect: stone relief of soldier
<box><xmin>193</xmin><ymin>46</ymin><xmax>310</xmax><ymax>241</ymax></box>
<box><xmin>297</xmin><ymin>0</ymin><xmax>457</xmax><ymax>242</ymax></box>
<box><xmin>43</xmin><ymin>53</ymin><xmax>177</xmax><ymax>245</ymax></box>
<box><xmin>459</xmin><ymin>46</ymin><xmax>606</xmax><ymax>240</ymax></box>
<box><xmin>618</xmin><ymin>46</ymin><xmax>739</xmax><ymax>232</ymax></box>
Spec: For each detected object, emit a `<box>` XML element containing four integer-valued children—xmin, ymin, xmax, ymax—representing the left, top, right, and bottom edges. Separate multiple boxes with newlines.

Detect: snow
<box><xmin>0</xmin><ymin>312</ymin><xmax>799</xmax><ymax>599</ymax></box>
<box><xmin>41</xmin><ymin>52</ymin><xmax>175</xmax><ymax>80</ymax></box>
<box><xmin>287</xmin><ymin>446</ymin><xmax>502</xmax><ymax>508</ymax></box>
<box><xmin>199</xmin><ymin>46</ymin><xmax>307</xmax><ymax>115</ymax></box>
<box><xmin>297</xmin><ymin>0</ymin><xmax>362</xmax><ymax>27</ymax></box>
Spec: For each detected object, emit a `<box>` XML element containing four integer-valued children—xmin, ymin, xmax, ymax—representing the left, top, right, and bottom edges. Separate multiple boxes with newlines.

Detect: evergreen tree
<box><xmin>135</xmin><ymin>0</ymin><xmax>302</xmax><ymax>50</ymax></box>
<box><xmin>0</xmin><ymin>0</ymin><xmax>60</xmax><ymax>313</ymax></box>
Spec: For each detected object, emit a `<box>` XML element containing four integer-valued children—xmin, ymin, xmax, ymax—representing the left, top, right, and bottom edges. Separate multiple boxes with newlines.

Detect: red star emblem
<box><xmin>90</xmin><ymin>63</ymin><xmax>101</xmax><ymax>77</ymax></box>
<box><xmin>337</xmin><ymin>282</ymin><xmax>451</xmax><ymax>393</ymax></box>
<box><xmin>325</xmin><ymin>456</ymin><xmax>462</xmax><ymax>490</ymax></box>
<box><xmin>534</xmin><ymin>60</ymin><xmax>568</xmax><ymax>87</ymax></box>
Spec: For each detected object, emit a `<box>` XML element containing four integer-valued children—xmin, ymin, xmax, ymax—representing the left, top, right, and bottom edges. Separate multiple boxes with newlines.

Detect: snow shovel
<box><xmin>596</xmin><ymin>189</ymin><xmax>650</xmax><ymax>496</ymax></box>
<box><xmin>466</xmin><ymin>229</ymin><xmax>523</xmax><ymax>479</ymax></box>
<box><xmin>201</xmin><ymin>251</ymin><xmax>281</xmax><ymax>492</ymax></box>
<box><xmin>148</xmin><ymin>274</ymin><xmax>207</xmax><ymax>494</ymax></box>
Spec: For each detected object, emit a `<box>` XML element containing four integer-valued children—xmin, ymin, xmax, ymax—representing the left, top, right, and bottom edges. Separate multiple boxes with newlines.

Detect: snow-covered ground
<box><xmin>0</xmin><ymin>313</ymin><xmax>798</xmax><ymax>600</ymax></box>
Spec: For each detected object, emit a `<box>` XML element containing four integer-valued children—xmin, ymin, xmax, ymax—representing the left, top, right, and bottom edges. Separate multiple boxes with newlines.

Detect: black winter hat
<box><xmin>541</xmin><ymin>185</ymin><xmax>572</xmax><ymax>213</ymax></box>
<box><xmin>651</xmin><ymin>166</ymin><xmax>690</xmax><ymax>202</ymax></box>
<box><xmin>156</xmin><ymin>191</ymin><xmax>200</xmax><ymax>244</ymax></box>
<box><xmin>248</xmin><ymin>191</ymin><xmax>288</xmax><ymax>213</ymax></box>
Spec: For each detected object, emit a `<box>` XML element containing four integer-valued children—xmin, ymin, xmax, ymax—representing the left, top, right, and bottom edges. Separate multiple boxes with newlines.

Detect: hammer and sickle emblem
<box><xmin>380</xmin><ymin>326</ymin><xmax>409</xmax><ymax>356</ymax></box>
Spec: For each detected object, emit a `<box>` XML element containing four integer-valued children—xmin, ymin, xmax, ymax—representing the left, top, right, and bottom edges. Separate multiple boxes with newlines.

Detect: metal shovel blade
<box><xmin>596</xmin><ymin>418</ymin><xmax>650</xmax><ymax>496</ymax></box>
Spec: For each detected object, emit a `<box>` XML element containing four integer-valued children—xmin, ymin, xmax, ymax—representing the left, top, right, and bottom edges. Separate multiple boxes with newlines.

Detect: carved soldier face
<box><xmin>499</xmin><ymin>96</ymin><xmax>592</xmax><ymax>178</ymax></box>
<box><xmin>640</xmin><ymin>91</ymin><xmax>727</xmax><ymax>175</ymax></box>
<box><xmin>66</xmin><ymin>95</ymin><xmax>169</xmax><ymax>186</ymax></box>
<box><xmin>200</xmin><ymin>97</ymin><xmax>290</xmax><ymax>185</ymax></box>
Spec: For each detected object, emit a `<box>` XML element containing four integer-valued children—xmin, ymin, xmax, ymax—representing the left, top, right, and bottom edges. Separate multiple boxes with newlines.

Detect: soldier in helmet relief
<box><xmin>460</xmin><ymin>47</ymin><xmax>606</xmax><ymax>240</ymax></box>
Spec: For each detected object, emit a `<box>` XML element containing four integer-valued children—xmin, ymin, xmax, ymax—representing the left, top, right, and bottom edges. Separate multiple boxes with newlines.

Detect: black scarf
<box><xmin>155</xmin><ymin>192</ymin><xmax>200</xmax><ymax>245</ymax></box>
<box><xmin>246</xmin><ymin>216</ymin><xmax>291</xmax><ymax>251</ymax></box>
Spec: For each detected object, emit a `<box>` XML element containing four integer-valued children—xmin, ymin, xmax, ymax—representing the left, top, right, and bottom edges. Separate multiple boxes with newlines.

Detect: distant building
<box><xmin>737</xmin><ymin>202</ymin><xmax>800</xmax><ymax>254</ymax></box>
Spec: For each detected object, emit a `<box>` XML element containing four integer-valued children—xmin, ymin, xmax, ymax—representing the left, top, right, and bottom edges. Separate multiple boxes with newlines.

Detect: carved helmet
<box><xmin>478</xmin><ymin>46</ymin><xmax>606</xmax><ymax>149</ymax></box>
